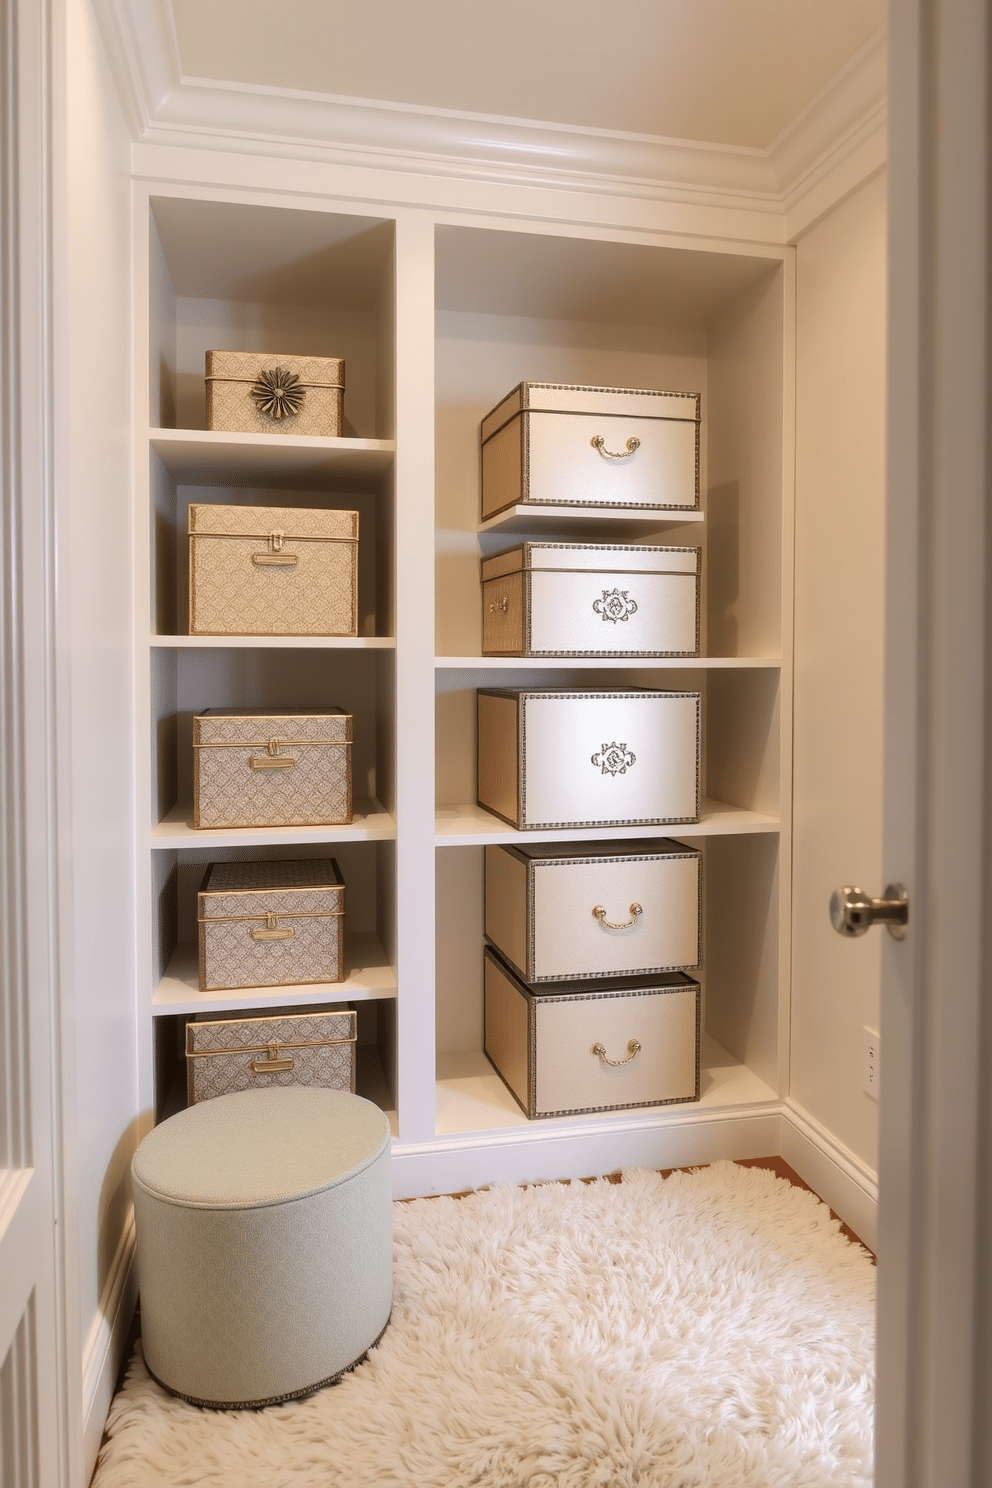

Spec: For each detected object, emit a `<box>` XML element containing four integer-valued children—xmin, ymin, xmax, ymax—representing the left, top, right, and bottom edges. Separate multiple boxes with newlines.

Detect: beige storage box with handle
<box><xmin>185</xmin><ymin>1004</ymin><xmax>357</xmax><ymax>1105</ymax></box>
<box><xmin>477</xmin><ymin>687</ymin><xmax>700</xmax><ymax>830</ymax></box>
<box><xmin>484</xmin><ymin>947</ymin><xmax>700</xmax><ymax>1119</ymax></box>
<box><xmin>188</xmin><ymin>503</ymin><xmax>359</xmax><ymax>637</ymax></box>
<box><xmin>193</xmin><ymin>708</ymin><xmax>353</xmax><ymax>829</ymax></box>
<box><xmin>205</xmin><ymin>350</ymin><xmax>345</xmax><ymax>437</ymax></box>
<box><xmin>480</xmin><ymin>383</ymin><xmax>700</xmax><ymax>520</ymax></box>
<box><xmin>197</xmin><ymin>857</ymin><xmax>345</xmax><ymax>992</ymax></box>
<box><xmin>481</xmin><ymin>541</ymin><xmax>700</xmax><ymax>657</ymax></box>
<box><xmin>484</xmin><ymin>838</ymin><xmax>701</xmax><ymax>984</ymax></box>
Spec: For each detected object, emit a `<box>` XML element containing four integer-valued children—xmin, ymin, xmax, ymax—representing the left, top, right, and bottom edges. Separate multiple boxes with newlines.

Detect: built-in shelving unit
<box><xmin>133</xmin><ymin>182</ymin><xmax>794</xmax><ymax>1195</ymax></box>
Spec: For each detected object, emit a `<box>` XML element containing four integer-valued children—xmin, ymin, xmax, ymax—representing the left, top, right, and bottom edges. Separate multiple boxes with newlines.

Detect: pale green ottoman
<box><xmin>131</xmin><ymin>1086</ymin><xmax>392</xmax><ymax>1409</ymax></box>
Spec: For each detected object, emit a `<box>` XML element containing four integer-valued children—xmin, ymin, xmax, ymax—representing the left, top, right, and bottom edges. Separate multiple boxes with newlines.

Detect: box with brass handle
<box><xmin>185</xmin><ymin>1002</ymin><xmax>356</xmax><ymax>1105</ymax></box>
<box><xmin>188</xmin><ymin>502</ymin><xmax>359</xmax><ymax>637</ymax></box>
<box><xmin>197</xmin><ymin>857</ymin><xmax>346</xmax><ymax>991</ymax></box>
<box><xmin>204</xmin><ymin>350</ymin><xmax>345</xmax><ymax>437</ymax></box>
<box><xmin>485</xmin><ymin>838</ymin><xmax>700</xmax><ymax>983</ymax></box>
<box><xmin>192</xmin><ymin>708</ymin><xmax>353</xmax><ymax>829</ymax></box>
<box><xmin>483</xmin><ymin>947</ymin><xmax>699</xmax><ymax>1119</ymax></box>
<box><xmin>480</xmin><ymin>382</ymin><xmax>699</xmax><ymax>521</ymax></box>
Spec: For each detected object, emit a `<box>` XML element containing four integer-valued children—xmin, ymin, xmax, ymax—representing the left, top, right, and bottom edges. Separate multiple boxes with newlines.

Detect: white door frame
<box><xmin>0</xmin><ymin>0</ymin><xmax>73</xmax><ymax>1483</ymax></box>
<box><xmin>876</xmin><ymin>0</ymin><xmax>992</xmax><ymax>1482</ymax></box>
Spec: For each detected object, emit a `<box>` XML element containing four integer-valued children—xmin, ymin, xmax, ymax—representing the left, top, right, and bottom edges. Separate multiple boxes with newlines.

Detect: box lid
<box><xmin>484</xmin><ymin>945</ymin><xmax>699</xmax><ymax>1001</ymax></box>
<box><xmin>205</xmin><ymin>350</ymin><xmax>345</xmax><ymax>389</ymax></box>
<box><xmin>477</xmin><ymin>687</ymin><xmax>701</xmax><ymax>704</ymax></box>
<box><xmin>481</xmin><ymin>383</ymin><xmax>700</xmax><ymax>442</ymax></box>
<box><xmin>188</xmin><ymin>503</ymin><xmax>358</xmax><ymax>542</ymax></box>
<box><xmin>198</xmin><ymin>857</ymin><xmax>345</xmax><ymax>921</ymax></box>
<box><xmin>186</xmin><ymin>1005</ymin><xmax>356</xmax><ymax>1058</ymax></box>
<box><xmin>481</xmin><ymin>542</ymin><xmax>700</xmax><ymax>582</ymax></box>
<box><xmin>193</xmin><ymin>708</ymin><xmax>352</xmax><ymax>747</ymax></box>
<box><xmin>491</xmin><ymin>837</ymin><xmax>700</xmax><ymax>868</ymax></box>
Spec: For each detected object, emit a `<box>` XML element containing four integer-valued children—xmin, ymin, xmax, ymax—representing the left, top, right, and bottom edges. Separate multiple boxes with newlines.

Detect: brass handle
<box><xmin>249</xmin><ymin>919</ymin><xmax>294</xmax><ymax>941</ymax></box>
<box><xmin>249</xmin><ymin>754</ymin><xmax>296</xmax><ymax>770</ymax></box>
<box><xmin>592</xmin><ymin>1039</ymin><xmax>641</xmax><ymax>1067</ymax></box>
<box><xmin>249</xmin><ymin>1056</ymin><xmax>295</xmax><ymax>1075</ymax></box>
<box><xmin>592</xmin><ymin>902</ymin><xmax>642</xmax><ymax>930</ymax></box>
<box><xmin>591</xmin><ymin>434</ymin><xmax>640</xmax><ymax>460</ymax></box>
<box><xmin>252</xmin><ymin>553</ymin><xmax>298</xmax><ymax>567</ymax></box>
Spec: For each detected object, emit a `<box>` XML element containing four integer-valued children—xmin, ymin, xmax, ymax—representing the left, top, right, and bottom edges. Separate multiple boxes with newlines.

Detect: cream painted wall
<box><xmin>791</xmin><ymin>170</ymin><xmax>887</xmax><ymax>1169</ymax></box>
<box><xmin>64</xmin><ymin>0</ymin><xmax>139</xmax><ymax>1466</ymax></box>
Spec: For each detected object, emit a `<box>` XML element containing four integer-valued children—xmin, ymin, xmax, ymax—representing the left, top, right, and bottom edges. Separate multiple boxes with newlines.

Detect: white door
<box><xmin>872</xmin><ymin>0</ymin><xmax>992</xmax><ymax>1481</ymax></box>
<box><xmin>0</xmin><ymin>0</ymin><xmax>68</xmax><ymax>1483</ymax></box>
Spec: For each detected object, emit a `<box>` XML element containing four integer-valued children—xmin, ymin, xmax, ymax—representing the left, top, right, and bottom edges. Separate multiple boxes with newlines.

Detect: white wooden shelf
<box><xmin>152</xmin><ymin>798</ymin><xmax>396</xmax><ymax>847</ymax></box>
<box><xmin>152</xmin><ymin>932</ymin><xmax>397</xmax><ymax>1016</ymax></box>
<box><xmin>149</xmin><ymin>428</ymin><xmax>395</xmax><ymax>488</ymax></box>
<box><xmin>434</xmin><ymin>1035</ymin><xmax>778</xmax><ymax>1137</ymax></box>
<box><xmin>435</xmin><ymin>655</ymin><xmax>781</xmax><ymax>670</ymax></box>
<box><xmin>434</xmin><ymin>797</ymin><xmax>778</xmax><ymax>846</ymax></box>
<box><xmin>151</xmin><ymin>635</ymin><xmax>395</xmax><ymax>650</ymax></box>
<box><xmin>479</xmin><ymin>504</ymin><xmax>705</xmax><ymax>536</ymax></box>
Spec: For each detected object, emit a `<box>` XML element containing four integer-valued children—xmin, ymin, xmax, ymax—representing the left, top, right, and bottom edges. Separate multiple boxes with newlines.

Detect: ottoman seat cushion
<box><xmin>131</xmin><ymin>1086</ymin><xmax>392</xmax><ymax>1408</ymax></box>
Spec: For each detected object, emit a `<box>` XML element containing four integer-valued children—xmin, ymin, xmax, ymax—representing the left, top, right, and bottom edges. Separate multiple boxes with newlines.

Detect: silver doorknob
<box><xmin>829</xmin><ymin>884</ymin><xmax>909</xmax><ymax>940</ymax></box>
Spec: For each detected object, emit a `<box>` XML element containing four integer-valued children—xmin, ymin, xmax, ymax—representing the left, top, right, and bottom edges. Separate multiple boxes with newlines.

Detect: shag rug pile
<box><xmin>93</xmin><ymin>1162</ymin><xmax>875</xmax><ymax>1487</ymax></box>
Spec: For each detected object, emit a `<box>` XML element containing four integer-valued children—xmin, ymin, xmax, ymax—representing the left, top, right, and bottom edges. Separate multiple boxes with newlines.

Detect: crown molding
<box><xmin>91</xmin><ymin>0</ymin><xmax>886</xmax><ymax>223</ymax></box>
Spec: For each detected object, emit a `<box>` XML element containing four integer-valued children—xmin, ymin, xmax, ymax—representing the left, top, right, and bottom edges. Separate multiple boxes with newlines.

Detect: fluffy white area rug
<box><xmin>93</xmin><ymin>1163</ymin><xmax>875</xmax><ymax>1488</ymax></box>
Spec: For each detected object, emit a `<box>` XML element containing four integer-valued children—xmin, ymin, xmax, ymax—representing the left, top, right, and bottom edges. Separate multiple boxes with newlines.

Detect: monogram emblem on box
<box><xmin>592</xmin><ymin>742</ymin><xmax>636</xmax><ymax>776</ymax></box>
<box><xmin>593</xmin><ymin>588</ymin><xmax>638</xmax><ymax>624</ymax></box>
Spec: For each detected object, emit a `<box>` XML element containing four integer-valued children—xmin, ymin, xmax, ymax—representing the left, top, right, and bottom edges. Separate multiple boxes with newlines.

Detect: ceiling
<box><xmin>170</xmin><ymin>0</ymin><xmax>886</xmax><ymax>152</ymax></box>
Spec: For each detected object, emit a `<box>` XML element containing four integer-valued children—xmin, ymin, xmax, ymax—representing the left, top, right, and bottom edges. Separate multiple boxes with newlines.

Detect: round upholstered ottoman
<box><xmin>131</xmin><ymin>1086</ymin><xmax>392</xmax><ymax>1409</ymax></box>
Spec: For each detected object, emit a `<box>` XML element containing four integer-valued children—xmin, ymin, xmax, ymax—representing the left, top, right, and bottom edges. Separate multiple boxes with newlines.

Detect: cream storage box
<box><xmin>477</xmin><ymin>688</ymin><xmax>700</xmax><ymax>830</ymax></box>
<box><xmin>185</xmin><ymin>1004</ymin><xmax>357</xmax><ymax>1105</ymax></box>
<box><xmin>484</xmin><ymin>838</ymin><xmax>701</xmax><ymax>984</ymax></box>
<box><xmin>481</xmin><ymin>542</ymin><xmax>700</xmax><ymax>657</ymax></box>
<box><xmin>205</xmin><ymin>350</ymin><xmax>345</xmax><ymax>437</ymax></box>
<box><xmin>188</xmin><ymin>503</ymin><xmax>359</xmax><ymax>637</ymax></box>
<box><xmin>480</xmin><ymin>383</ymin><xmax>700</xmax><ymax>521</ymax></box>
<box><xmin>193</xmin><ymin>708</ymin><xmax>353</xmax><ymax>829</ymax></box>
<box><xmin>197</xmin><ymin>858</ymin><xmax>345</xmax><ymax>992</ymax></box>
<box><xmin>484</xmin><ymin>947</ymin><xmax>700</xmax><ymax>1119</ymax></box>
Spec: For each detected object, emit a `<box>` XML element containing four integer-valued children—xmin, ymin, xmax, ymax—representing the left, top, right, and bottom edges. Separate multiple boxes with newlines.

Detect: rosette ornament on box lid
<box><xmin>250</xmin><ymin>366</ymin><xmax>306</xmax><ymax>421</ymax></box>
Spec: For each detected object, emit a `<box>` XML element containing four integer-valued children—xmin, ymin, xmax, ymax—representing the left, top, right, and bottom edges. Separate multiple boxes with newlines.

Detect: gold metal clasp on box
<box><xmin>248</xmin><ymin>738</ymin><xmax>297</xmax><ymax>771</ymax></box>
<box><xmin>249</xmin><ymin>1042</ymin><xmax>295</xmax><ymax>1075</ymax></box>
<box><xmin>249</xmin><ymin>913</ymin><xmax>295</xmax><ymax>942</ymax></box>
<box><xmin>252</xmin><ymin>530</ymin><xmax>298</xmax><ymax>568</ymax></box>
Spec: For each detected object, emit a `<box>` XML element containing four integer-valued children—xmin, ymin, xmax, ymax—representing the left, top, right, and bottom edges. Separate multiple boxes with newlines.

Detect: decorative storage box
<box><xmin>193</xmin><ymin>708</ymin><xmax>353</xmax><ymax>829</ymax></box>
<box><xmin>480</xmin><ymin>383</ymin><xmax>700</xmax><ymax>521</ymax></box>
<box><xmin>484</xmin><ymin>948</ymin><xmax>700</xmax><ymax>1119</ymax></box>
<box><xmin>185</xmin><ymin>1004</ymin><xmax>357</xmax><ymax>1105</ymax></box>
<box><xmin>188</xmin><ymin>503</ymin><xmax>359</xmax><ymax>637</ymax></box>
<box><xmin>481</xmin><ymin>542</ymin><xmax>700</xmax><ymax>657</ymax></box>
<box><xmin>485</xmin><ymin>838</ymin><xmax>700</xmax><ymax>984</ymax></box>
<box><xmin>477</xmin><ymin>688</ymin><xmax>700</xmax><ymax>830</ymax></box>
<box><xmin>205</xmin><ymin>350</ymin><xmax>345</xmax><ymax>437</ymax></box>
<box><xmin>197</xmin><ymin>858</ymin><xmax>345</xmax><ymax>992</ymax></box>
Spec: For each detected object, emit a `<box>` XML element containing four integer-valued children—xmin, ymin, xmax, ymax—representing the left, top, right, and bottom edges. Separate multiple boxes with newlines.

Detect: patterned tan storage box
<box><xmin>477</xmin><ymin>687</ymin><xmax>700</xmax><ymax>830</ymax></box>
<box><xmin>197</xmin><ymin>858</ymin><xmax>345</xmax><ymax>992</ymax></box>
<box><xmin>484</xmin><ymin>947</ymin><xmax>699</xmax><ymax>1119</ymax></box>
<box><xmin>485</xmin><ymin>838</ymin><xmax>701</xmax><ymax>984</ymax></box>
<box><xmin>205</xmin><ymin>350</ymin><xmax>345</xmax><ymax>437</ymax></box>
<box><xmin>193</xmin><ymin>708</ymin><xmax>353</xmax><ymax>829</ymax></box>
<box><xmin>480</xmin><ymin>383</ymin><xmax>699</xmax><ymax>521</ymax></box>
<box><xmin>481</xmin><ymin>542</ymin><xmax>700</xmax><ymax>657</ymax></box>
<box><xmin>186</xmin><ymin>1004</ymin><xmax>356</xmax><ymax>1105</ymax></box>
<box><xmin>188</xmin><ymin>503</ymin><xmax>359</xmax><ymax>637</ymax></box>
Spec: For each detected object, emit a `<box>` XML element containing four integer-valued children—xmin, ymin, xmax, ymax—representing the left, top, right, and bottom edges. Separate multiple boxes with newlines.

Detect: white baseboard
<box><xmin>781</xmin><ymin>1100</ymin><xmax>878</xmax><ymax>1252</ymax></box>
<box><xmin>81</xmin><ymin>1206</ymin><xmax>137</xmax><ymax>1483</ymax></box>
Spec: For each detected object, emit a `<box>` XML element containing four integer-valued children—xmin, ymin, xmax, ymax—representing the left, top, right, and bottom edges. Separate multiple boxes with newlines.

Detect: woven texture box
<box><xmin>477</xmin><ymin>687</ymin><xmax>700</xmax><ymax>830</ymax></box>
<box><xmin>193</xmin><ymin>708</ymin><xmax>353</xmax><ymax>829</ymax></box>
<box><xmin>205</xmin><ymin>350</ymin><xmax>344</xmax><ymax>437</ymax></box>
<box><xmin>481</xmin><ymin>542</ymin><xmax>699</xmax><ymax>657</ymax></box>
<box><xmin>480</xmin><ymin>383</ymin><xmax>700</xmax><ymax>520</ymax></box>
<box><xmin>185</xmin><ymin>1004</ymin><xmax>356</xmax><ymax>1105</ymax></box>
<box><xmin>484</xmin><ymin>947</ymin><xmax>699</xmax><ymax>1119</ymax></box>
<box><xmin>485</xmin><ymin>838</ymin><xmax>701</xmax><ymax>984</ymax></box>
<box><xmin>198</xmin><ymin>858</ymin><xmax>345</xmax><ymax>992</ymax></box>
<box><xmin>188</xmin><ymin>503</ymin><xmax>359</xmax><ymax>637</ymax></box>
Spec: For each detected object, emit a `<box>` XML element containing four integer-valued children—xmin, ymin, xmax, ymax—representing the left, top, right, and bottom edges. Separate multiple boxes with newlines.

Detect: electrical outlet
<box><xmin>862</xmin><ymin>1028</ymin><xmax>880</xmax><ymax>1100</ymax></box>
